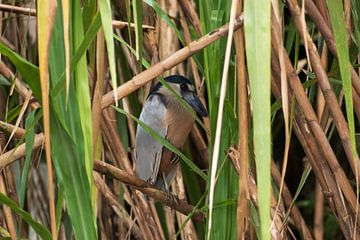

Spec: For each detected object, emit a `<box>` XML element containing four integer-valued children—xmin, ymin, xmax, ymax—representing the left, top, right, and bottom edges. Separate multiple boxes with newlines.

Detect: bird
<box><xmin>135</xmin><ymin>75</ymin><xmax>208</xmax><ymax>190</ymax></box>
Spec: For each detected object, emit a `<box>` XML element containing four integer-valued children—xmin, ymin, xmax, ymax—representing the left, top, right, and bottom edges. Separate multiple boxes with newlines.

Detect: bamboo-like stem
<box><xmin>101</xmin><ymin>14</ymin><xmax>244</xmax><ymax>108</ymax></box>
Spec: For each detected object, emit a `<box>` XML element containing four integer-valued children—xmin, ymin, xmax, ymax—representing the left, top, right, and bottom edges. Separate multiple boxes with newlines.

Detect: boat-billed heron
<box><xmin>135</xmin><ymin>75</ymin><xmax>207</xmax><ymax>190</ymax></box>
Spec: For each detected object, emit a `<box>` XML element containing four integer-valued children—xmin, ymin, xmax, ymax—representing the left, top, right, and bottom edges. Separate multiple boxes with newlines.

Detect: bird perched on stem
<box><xmin>135</xmin><ymin>75</ymin><xmax>208</xmax><ymax>191</ymax></box>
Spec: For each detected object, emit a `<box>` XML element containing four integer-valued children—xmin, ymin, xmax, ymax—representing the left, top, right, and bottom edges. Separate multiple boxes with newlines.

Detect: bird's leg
<box><xmin>162</xmin><ymin>172</ymin><xmax>170</xmax><ymax>192</ymax></box>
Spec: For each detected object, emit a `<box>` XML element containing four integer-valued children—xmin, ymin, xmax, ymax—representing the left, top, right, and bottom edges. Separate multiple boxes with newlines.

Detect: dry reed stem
<box><xmin>271</xmin><ymin>54</ymin><xmax>357</xmax><ymax>240</ymax></box>
<box><xmin>272</xmin><ymin>52</ymin><xmax>358</xmax><ymax>237</ymax></box>
<box><xmin>0</xmin><ymin>133</ymin><xmax>44</xmax><ymax>169</ymax></box>
<box><xmin>178</xmin><ymin>0</ymin><xmax>202</xmax><ymax>37</ymax></box>
<box><xmin>92</xmin><ymin>28</ymin><xmax>106</xmax><ymax>157</ymax></box>
<box><xmin>234</xmin><ymin>1</ymin><xmax>249</xmax><ymax>239</ymax></box>
<box><xmin>101</xmin><ymin>14</ymin><xmax>244</xmax><ymax>108</ymax></box>
<box><xmin>0</xmin><ymin>3</ymin><xmax>36</xmax><ymax>16</ymax></box>
<box><xmin>0</xmin><ymin>121</ymin><xmax>25</xmax><ymax>139</ymax></box>
<box><xmin>2</xmin><ymin>90</ymin><xmax>32</xmax><ymax>153</ymax></box>
<box><xmin>313</xmin><ymin>182</ymin><xmax>324</xmax><ymax>240</ymax></box>
<box><xmin>0</xmin><ymin>62</ymin><xmax>39</xmax><ymax>109</ymax></box>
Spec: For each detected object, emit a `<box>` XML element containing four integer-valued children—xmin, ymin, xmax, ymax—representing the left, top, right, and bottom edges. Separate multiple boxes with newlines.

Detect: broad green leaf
<box><xmin>47</xmin><ymin>3</ymin><xmax>97</xmax><ymax>239</ymax></box>
<box><xmin>73</xmin><ymin>0</ymin><xmax>94</xmax><ymax>191</ymax></box>
<box><xmin>244</xmin><ymin>1</ymin><xmax>271</xmax><ymax>240</ymax></box>
<box><xmin>52</xmin><ymin>12</ymin><xmax>101</xmax><ymax>97</ymax></box>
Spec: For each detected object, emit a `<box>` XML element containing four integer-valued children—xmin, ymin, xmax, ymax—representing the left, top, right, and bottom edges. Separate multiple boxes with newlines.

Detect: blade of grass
<box><xmin>18</xmin><ymin>110</ymin><xmax>41</xmax><ymax>236</ymax></box>
<box><xmin>244</xmin><ymin>0</ymin><xmax>271</xmax><ymax>239</ymax></box>
<box><xmin>19</xmin><ymin>110</ymin><xmax>42</xmax><ymax>208</ymax></box>
<box><xmin>132</xmin><ymin>0</ymin><xmax>143</xmax><ymax>71</ymax></box>
<box><xmin>98</xmin><ymin>0</ymin><xmax>118</xmax><ymax>106</ymax></box>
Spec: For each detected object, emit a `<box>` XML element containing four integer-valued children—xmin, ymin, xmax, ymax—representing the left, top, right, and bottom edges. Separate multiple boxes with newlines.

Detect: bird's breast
<box><xmin>165</xmin><ymin>107</ymin><xmax>195</xmax><ymax>148</ymax></box>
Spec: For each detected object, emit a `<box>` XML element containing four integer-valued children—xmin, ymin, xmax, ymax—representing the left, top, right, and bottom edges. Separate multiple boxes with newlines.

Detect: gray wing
<box><xmin>135</xmin><ymin>94</ymin><xmax>167</xmax><ymax>184</ymax></box>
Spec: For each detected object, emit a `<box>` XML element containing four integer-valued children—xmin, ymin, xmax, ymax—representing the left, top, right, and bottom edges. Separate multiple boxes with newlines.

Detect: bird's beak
<box><xmin>183</xmin><ymin>92</ymin><xmax>208</xmax><ymax>117</ymax></box>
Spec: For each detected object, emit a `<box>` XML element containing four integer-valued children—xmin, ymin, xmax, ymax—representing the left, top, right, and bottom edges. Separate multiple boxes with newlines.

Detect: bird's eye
<box><xmin>180</xmin><ymin>84</ymin><xmax>188</xmax><ymax>91</ymax></box>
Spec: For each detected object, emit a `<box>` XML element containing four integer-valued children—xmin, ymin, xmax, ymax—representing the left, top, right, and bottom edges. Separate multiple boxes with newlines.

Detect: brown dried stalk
<box><xmin>178</xmin><ymin>0</ymin><xmax>202</xmax><ymax>37</ymax></box>
<box><xmin>0</xmin><ymin>3</ymin><xmax>36</xmax><ymax>16</ymax></box>
<box><xmin>234</xmin><ymin>1</ymin><xmax>249</xmax><ymax>239</ymax></box>
<box><xmin>0</xmin><ymin>133</ymin><xmax>44</xmax><ymax>169</ymax></box>
<box><xmin>101</xmin><ymin>14</ymin><xmax>244</xmax><ymax>108</ymax></box>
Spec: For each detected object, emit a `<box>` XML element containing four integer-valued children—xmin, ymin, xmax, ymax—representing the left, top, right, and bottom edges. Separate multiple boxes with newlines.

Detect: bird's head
<box><xmin>150</xmin><ymin>75</ymin><xmax>208</xmax><ymax>117</ymax></box>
